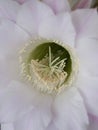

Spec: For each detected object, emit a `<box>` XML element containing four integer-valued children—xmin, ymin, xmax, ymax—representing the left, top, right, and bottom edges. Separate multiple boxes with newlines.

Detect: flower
<box><xmin>0</xmin><ymin>0</ymin><xmax>98</xmax><ymax>130</ymax></box>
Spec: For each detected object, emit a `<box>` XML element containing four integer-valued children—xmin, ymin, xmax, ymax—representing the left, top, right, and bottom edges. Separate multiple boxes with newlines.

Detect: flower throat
<box><xmin>19</xmin><ymin>38</ymin><xmax>79</xmax><ymax>94</ymax></box>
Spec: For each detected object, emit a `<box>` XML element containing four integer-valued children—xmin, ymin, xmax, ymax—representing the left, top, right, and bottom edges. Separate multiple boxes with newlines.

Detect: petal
<box><xmin>42</xmin><ymin>0</ymin><xmax>70</xmax><ymax>14</ymax></box>
<box><xmin>76</xmin><ymin>38</ymin><xmax>98</xmax><ymax>77</ymax></box>
<box><xmin>14</xmin><ymin>94</ymin><xmax>53</xmax><ymax>130</ymax></box>
<box><xmin>0</xmin><ymin>18</ymin><xmax>30</xmax><ymax>88</ymax></box>
<box><xmin>1</xmin><ymin>123</ymin><xmax>14</xmax><ymax>130</ymax></box>
<box><xmin>0</xmin><ymin>18</ymin><xmax>29</xmax><ymax>55</ymax></box>
<box><xmin>15</xmin><ymin>110</ymin><xmax>44</xmax><ymax>130</ymax></box>
<box><xmin>77</xmin><ymin>73</ymin><xmax>98</xmax><ymax>116</ymax></box>
<box><xmin>51</xmin><ymin>88</ymin><xmax>88</xmax><ymax>130</ymax></box>
<box><xmin>69</xmin><ymin>0</ymin><xmax>93</xmax><ymax>9</ymax></box>
<box><xmin>88</xmin><ymin>114</ymin><xmax>98</xmax><ymax>130</ymax></box>
<box><xmin>17</xmin><ymin>0</ymin><xmax>54</xmax><ymax>36</ymax></box>
<box><xmin>46</xmin><ymin>122</ymin><xmax>58</xmax><ymax>130</ymax></box>
<box><xmin>39</xmin><ymin>12</ymin><xmax>76</xmax><ymax>47</ymax></box>
<box><xmin>14</xmin><ymin>0</ymin><xmax>27</xmax><ymax>4</ymax></box>
<box><xmin>0</xmin><ymin>81</ymin><xmax>34</xmax><ymax>122</ymax></box>
<box><xmin>0</xmin><ymin>55</ymin><xmax>19</xmax><ymax>89</ymax></box>
<box><xmin>0</xmin><ymin>0</ymin><xmax>20</xmax><ymax>22</ymax></box>
<box><xmin>72</xmin><ymin>9</ymin><xmax>98</xmax><ymax>39</ymax></box>
<box><xmin>77</xmin><ymin>0</ymin><xmax>92</xmax><ymax>8</ymax></box>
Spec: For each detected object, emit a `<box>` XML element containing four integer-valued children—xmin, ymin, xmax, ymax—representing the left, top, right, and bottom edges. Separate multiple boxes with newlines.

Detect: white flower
<box><xmin>0</xmin><ymin>0</ymin><xmax>98</xmax><ymax>130</ymax></box>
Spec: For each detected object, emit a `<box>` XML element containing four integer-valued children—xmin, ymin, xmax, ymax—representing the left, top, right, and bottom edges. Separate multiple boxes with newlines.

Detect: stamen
<box><xmin>51</xmin><ymin>57</ymin><xmax>60</xmax><ymax>66</ymax></box>
<box><xmin>49</xmin><ymin>46</ymin><xmax>52</xmax><ymax>67</ymax></box>
<box><xmin>30</xmin><ymin>46</ymin><xmax>68</xmax><ymax>89</ymax></box>
<box><xmin>19</xmin><ymin>38</ymin><xmax>79</xmax><ymax>94</ymax></box>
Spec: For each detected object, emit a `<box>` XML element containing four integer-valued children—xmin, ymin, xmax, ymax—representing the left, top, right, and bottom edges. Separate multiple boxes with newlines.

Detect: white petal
<box><xmin>77</xmin><ymin>73</ymin><xmax>98</xmax><ymax>116</ymax></box>
<box><xmin>76</xmin><ymin>38</ymin><xmax>98</xmax><ymax>77</ymax></box>
<box><xmin>14</xmin><ymin>94</ymin><xmax>53</xmax><ymax>130</ymax></box>
<box><xmin>30</xmin><ymin>93</ymin><xmax>53</xmax><ymax>128</ymax></box>
<box><xmin>14</xmin><ymin>0</ymin><xmax>27</xmax><ymax>4</ymax></box>
<box><xmin>42</xmin><ymin>0</ymin><xmax>70</xmax><ymax>14</ymax></box>
<box><xmin>1</xmin><ymin>123</ymin><xmax>14</xmax><ymax>130</ymax></box>
<box><xmin>0</xmin><ymin>81</ymin><xmax>34</xmax><ymax>122</ymax></box>
<box><xmin>0</xmin><ymin>55</ymin><xmax>19</xmax><ymax>89</ymax></box>
<box><xmin>72</xmin><ymin>9</ymin><xmax>98</xmax><ymax>39</ymax></box>
<box><xmin>0</xmin><ymin>0</ymin><xmax>20</xmax><ymax>21</ymax></box>
<box><xmin>51</xmin><ymin>88</ymin><xmax>88</xmax><ymax>130</ymax></box>
<box><xmin>0</xmin><ymin>18</ymin><xmax>30</xmax><ymax>88</ymax></box>
<box><xmin>15</xmin><ymin>110</ymin><xmax>45</xmax><ymax>130</ymax></box>
<box><xmin>39</xmin><ymin>12</ymin><xmax>76</xmax><ymax>47</ymax></box>
<box><xmin>0</xmin><ymin>18</ymin><xmax>29</xmax><ymax>56</ymax></box>
<box><xmin>88</xmin><ymin>115</ymin><xmax>98</xmax><ymax>130</ymax></box>
<box><xmin>17</xmin><ymin>0</ymin><xmax>54</xmax><ymax>36</ymax></box>
<box><xmin>46</xmin><ymin>122</ymin><xmax>58</xmax><ymax>130</ymax></box>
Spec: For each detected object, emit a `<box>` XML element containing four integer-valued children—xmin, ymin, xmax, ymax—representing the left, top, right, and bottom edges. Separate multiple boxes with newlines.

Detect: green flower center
<box><xmin>19</xmin><ymin>38</ymin><xmax>78</xmax><ymax>94</ymax></box>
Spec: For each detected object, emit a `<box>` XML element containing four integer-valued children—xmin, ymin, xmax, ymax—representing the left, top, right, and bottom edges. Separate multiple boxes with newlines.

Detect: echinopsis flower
<box><xmin>0</xmin><ymin>0</ymin><xmax>98</xmax><ymax>130</ymax></box>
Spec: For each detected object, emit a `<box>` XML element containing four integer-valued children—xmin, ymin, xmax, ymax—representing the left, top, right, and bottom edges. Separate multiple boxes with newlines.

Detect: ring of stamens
<box><xmin>19</xmin><ymin>38</ymin><xmax>79</xmax><ymax>94</ymax></box>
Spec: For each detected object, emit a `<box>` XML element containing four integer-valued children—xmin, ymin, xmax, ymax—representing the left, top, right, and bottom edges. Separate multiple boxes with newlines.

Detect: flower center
<box><xmin>19</xmin><ymin>38</ymin><xmax>79</xmax><ymax>94</ymax></box>
<box><xmin>31</xmin><ymin>46</ymin><xmax>68</xmax><ymax>88</ymax></box>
